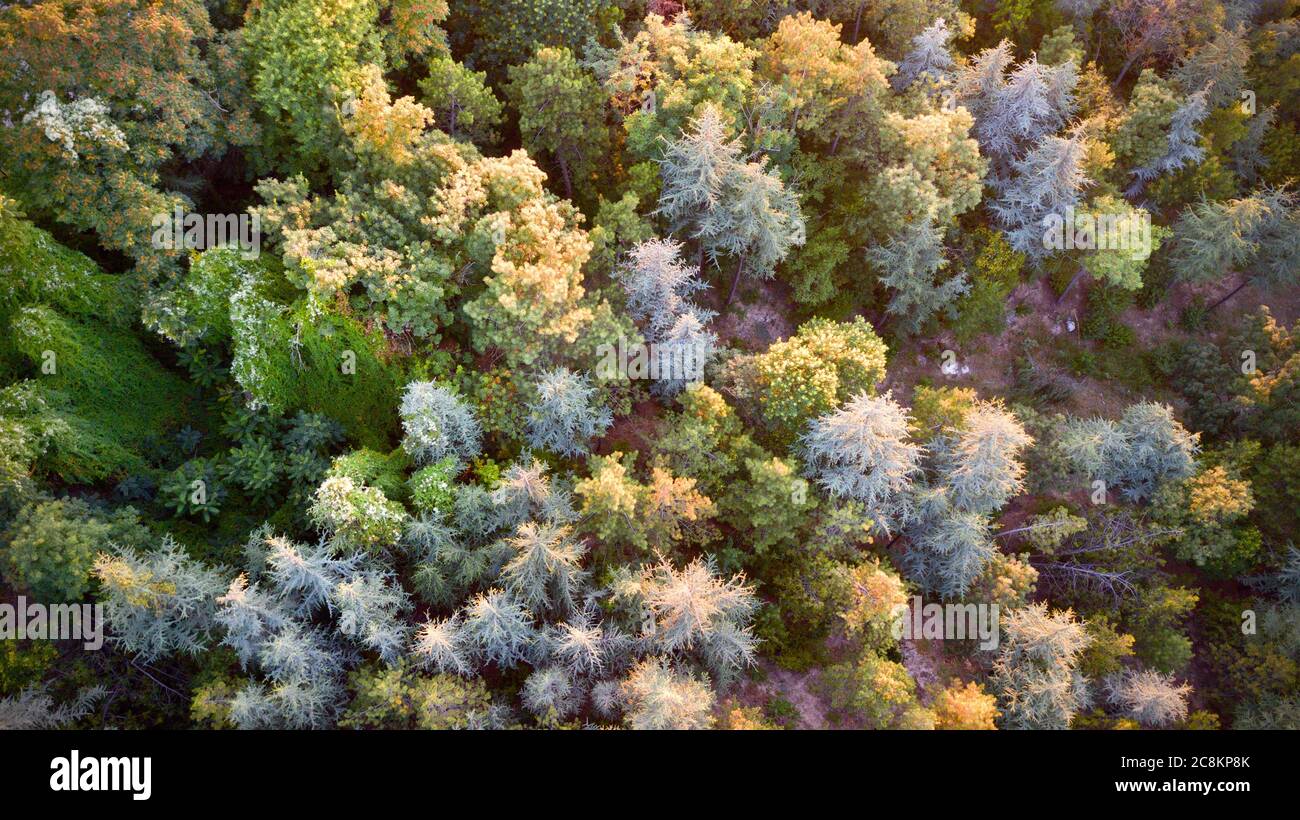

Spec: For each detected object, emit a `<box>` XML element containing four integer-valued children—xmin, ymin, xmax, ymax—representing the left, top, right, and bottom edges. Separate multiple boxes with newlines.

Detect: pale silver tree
<box><xmin>620</xmin><ymin>658</ymin><xmax>715</xmax><ymax>730</ymax></box>
<box><xmin>457</xmin><ymin>588</ymin><xmax>538</xmax><ymax>670</ymax></box>
<box><xmin>411</xmin><ymin>615</ymin><xmax>471</xmax><ymax>675</ymax></box>
<box><xmin>620</xmin><ymin>238</ymin><xmax>714</xmax><ymax>340</ymax></box>
<box><xmin>522</xmin><ymin>666</ymin><xmax>581</xmax><ymax>721</ymax></box>
<box><xmin>1105</xmin><ymin>669</ymin><xmax>1191</xmax><ymax>727</ymax></box>
<box><xmin>526</xmin><ymin>367</ymin><xmax>612</xmax><ymax>458</ymax></box>
<box><xmin>893</xmin><ymin>17</ymin><xmax>956</xmax><ymax>92</ymax></box>
<box><xmin>93</xmin><ymin>536</ymin><xmax>226</xmax><ymax>663</ymax></box>
<box><xmin>801</xmin><ymin>391</ymin><xmax>923</xmax><ymax>534</ymax></box>
<box><xmin>399</xmin><ymin>380</ymin><xmax>482</xmax><ymax>465</ymax></box>
<box><xmin>938</xmin><ymin>400</ymin><xmax>1033</xmax><ymax>514</ymax></box>
<box><xmin>498</xmin><ymin>520</ymin><xmax>589</xmax><ymax>617</ymax></box>
<box><xmin>638</xmin><ymin>556</ymin><xmax>759</xmax><ymax>682</ymax></box>
<box><xmin>990</xmin><ymin>128</ymin><xmax>1091</xmax><ymax>257</ymax></box>
<box><xmin>491</xmin><ymin>456</ymin><xmax>576</xmax><ymax>529</ymax></box>
<box><xmin>655</xmin><ymin>104</ymin><xmax>743</xmax><ymax>241</ymax></box>
<box><xmin>991</xmin><ymin>602</ymin><xmax>1092</xmax><ymax>729</ymax></box>
<box><xmin>903</xmin><ymin>498</ymin><xmax>997</xmax><ymax>598</ymax></box>
<box><xmin>1128</xmin><ymin>83</ymin><xmax>1211</xmax><ymax>195</ymax></box>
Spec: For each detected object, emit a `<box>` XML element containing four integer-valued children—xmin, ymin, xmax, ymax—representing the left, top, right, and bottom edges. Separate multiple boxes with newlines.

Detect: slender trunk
<box><xmin>853</xmin><ymin>2</ymin><xmax>865</xmax><ymax>42</ymax></box>
<box><xmin>1207</xmin><ymin>279</ymin><xmax>1250</xmax><ymax>312</ymax></box>
<box><xmin>557</xmin><ymin>152</ymin><xmax>573</xmax><ymax>201</ymax></box>
<box><xmin>724</xmin><ymin>252</ymin><xmax>748</xmax><ymax>309</ymax></box>
<box><xmin>1056</xmin><ymin>265</ymin><xmax>1087</xmax><ymax>304</ymax></box>
<box><xmin>1112</xmin><ymin>52</ymin><xmax>1140</xmax><ymax>89</ymax></box>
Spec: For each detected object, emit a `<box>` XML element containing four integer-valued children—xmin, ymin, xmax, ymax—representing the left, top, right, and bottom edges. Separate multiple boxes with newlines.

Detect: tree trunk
<box><xmin>1055</xmin><ymin>265</ymin><xmax>1088</xmax><ymax>304</ymax></box>
<box><xmin>556</xmin><ymin>152</ymin><xmax>573</xmax><ymax>201</ymax></box>
<box><xmin>853</xmin><ymin>2</ymin><xmax>866</xmax><ymax>42</ymax></box>
<box><xmin>1112</xmin><ymin>52</ymin><xmax>1140</xmax><ymax>89</ymax></box>
<box><xmin>724</xmin><ymin>252</ymin><xmax>748</xmax><ymax>309</ymax></box>
<box><xmin>1207</xmin><ymin>279</ymin><xmax>1250</xmax><ymax>312</ymax></box>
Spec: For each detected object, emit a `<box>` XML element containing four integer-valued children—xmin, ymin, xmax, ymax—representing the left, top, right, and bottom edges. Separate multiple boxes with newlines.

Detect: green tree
<box><xmin>506</xmin><ymin>47</ymin><xmax>609</xmax><ymax>202</ymax></box>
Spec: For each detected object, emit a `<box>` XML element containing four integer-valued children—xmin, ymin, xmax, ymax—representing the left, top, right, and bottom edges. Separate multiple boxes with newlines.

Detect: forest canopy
<box><xmin>0</xmin><ymin>0</ymin><xmax>1298</xmax><ymax>732</ymax></box>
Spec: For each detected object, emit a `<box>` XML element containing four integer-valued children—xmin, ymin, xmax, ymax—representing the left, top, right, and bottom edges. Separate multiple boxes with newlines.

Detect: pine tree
<box><xmin>418</xmin><ymin>55</ymin><xmax>504</xmax><ymax>147</ymax></box>
<box><xmin>801</xmin><ymin>391</ymin><xmax>922</xmax><ymax>534</ymax></box>
<box><xmin>505</xmin><ymin>47</ymin><xmax>608</xmax><ymax>200</ymax></box>
<box><xmin>216</xmin><ymin>575</ymin><xmax>290</xmax><ymax>667</ymax></box>
<box><xmin>868</xmin><ymin>220</ymin><xmax>970</xmax><ymax>334</ymax></box>
<box><xmin>399</xmin><ymin>381</ymin><xmax>483</xmax><ymax>466</ymax></box>
<box><xmin>1114</xmin><ymin>402</ymin><xmax>1199</xmax><ymax>502</ymax></box>
<box><xmin>545</xmin><ymin>607</ymin><xmax>627</xmax><ymax>678</ymax></box>
<box><xmin>990</xmin><ymin>129</ymin><xmax>1091</xmax><ymax>257</ymax></box>
<box><xmin>411</xmin><ymin>615</ymin><xmax>471</xmax><ymax>675</ymax></box>
<box><xmin>263</xmin><ymin>535</ymin><xmax>358</xmax><ymax>616</ymax></box>
<box><xmin>331</xmin><ymin>570</ymin><xmax>412</xmax><ymax>663</ymax></box>
<box><xmin>991</xmin><ymin>602</ymin><xmax>1092</xmax><ymax>729</ymax></box>
<box><xmin>956</xmin><ymin>44</ymin><xmax>1077</xmax><ymax>175</ymax></box>
<box><xmin>1173</xmin><ymin>24</ymin><xmax>1249</xmax><ymax>109</ymax></box>
<box><xmin>526</xmin><ymin>367</ymin><xmax>612</xmax><ymax>458</ymax></box>
<box><xmin>1172</xmin><ymin>188</ymin><xmax>1300</xmax><ymax>300</ymax></box>
<box><xmin>902</xmin><ymin>495</ymin><xmax>997</xmax><ymax>598</ymax></box>
<box><xmin>705</xmin><ymin>157</ymin><xmax>806</xmax><ymax>306</ymax></box>
<box><xmin>657</xmin><ymin>105</ymin><xmax>805</xmax><ymax>305</ymax></box>
<box><xmin>521</xmin><ymin>666</ymin><xmax>580</xmax><ymax>722</ymax></box>
<box><xmin>892</xmin><ymin>17</ymin><xmax>956</xmax><ymax>92</ymax></box>
<box><xmin>491</xmin><ymin>456</ymin><xmax>576</xmax><ymax>529</ymax></box>
<box><xmin>0</xmin><ymin>685</ymin><xmax>106</xmax><ymax>730</ymax></box>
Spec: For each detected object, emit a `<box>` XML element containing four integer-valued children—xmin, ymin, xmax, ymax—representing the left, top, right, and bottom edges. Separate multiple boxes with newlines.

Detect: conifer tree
<box><xmin>93</xmin><ymin>537</ymin><xmax>226</xmax><ymax>663</ymax></box>
<box><xmin>399</xmin><ymin>381</ymin><xmax>483</xmax><ymax>466</ymax></box>
<box><xmin>892</xmin><ymin>17</ymin><xmax>956</xmax><ymax>92</ymax></box>
<box><xmin>1104</xmin><ymin>668</ymin><xmax>1191</xmax><ymax>727</ymax></box>
<box><xmin>938</xmin><ymin>400</ymin><xmax>1033</xmax><ymax>514</ymax></box>
<box><xmin>505</xmin><ymin>47</ymin><xmax>608</xmax><ymax>200</ymax></box>
<box><xmin>868</xmin><ymin>221</ymin><xmax>970</xmax><ymax>334</ymax></box>
<box><xmin>620</xmin><ymin>658</ymin><xmax>716</xmax><ymax>730</ymax></box>
<box><xmin>801</xmin><ymin>391</ymin><xmax>922</xmax><ymax>533</ymax></box>
<box><xmin>991</xmin><ymin>603</ymin><xmax>1092</xmax><ymax>729</ymax></box>
<box><xmin>498</xmin><ymin>520</ymin><xmax>588</xmax><ymax>617</ymax></box>
<box><xmin>990</xmin><ymin>129</ymin><xmax>1091</xmax><ymax>257</ymax></box>
<box><xmin>526</xmin><ymin>368</ymin><xmax>612</xmax><ymax>458</ymax></box>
